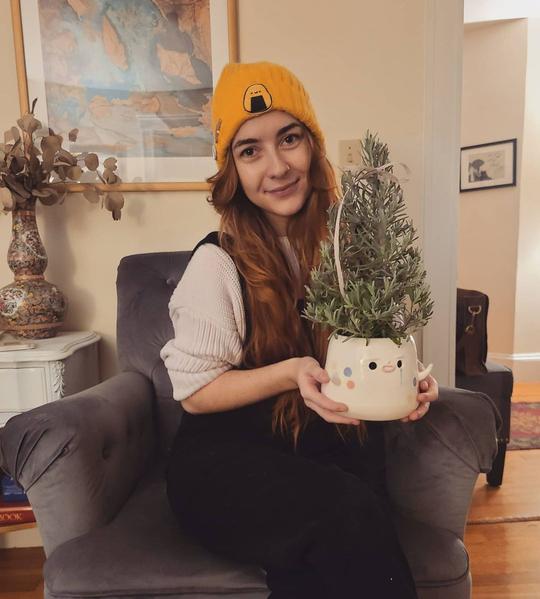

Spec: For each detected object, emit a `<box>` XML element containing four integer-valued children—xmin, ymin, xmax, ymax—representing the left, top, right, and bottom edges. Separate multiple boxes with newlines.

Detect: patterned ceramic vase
<box><xmin>322</xmin><ymin>334</ymin><xmax>433</xmax><ymax>421</ymax></box>
<box><xmin>0</xmin><ymin>196</ymin><xmax>67</xmax><ymax>338</ymax></box>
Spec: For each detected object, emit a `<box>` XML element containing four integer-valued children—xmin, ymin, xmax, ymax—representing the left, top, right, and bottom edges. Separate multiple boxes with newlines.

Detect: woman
<box><xmin>162</xmin><ymin>61</ymin><xmax>438</xmax><ymax>598</ymax></box>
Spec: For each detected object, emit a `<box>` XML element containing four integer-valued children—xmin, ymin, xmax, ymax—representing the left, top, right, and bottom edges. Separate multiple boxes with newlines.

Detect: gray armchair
<box><xmin>0</xmin><ymin>251</ymin><xmax>502</xmax><ymax>599</ymax></box>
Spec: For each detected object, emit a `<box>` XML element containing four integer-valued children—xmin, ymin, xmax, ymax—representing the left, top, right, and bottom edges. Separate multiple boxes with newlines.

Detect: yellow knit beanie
<box><xmin>211</xmin><ymin>61</ymin><xmax>326</xmax><ymax>169</ymax></box>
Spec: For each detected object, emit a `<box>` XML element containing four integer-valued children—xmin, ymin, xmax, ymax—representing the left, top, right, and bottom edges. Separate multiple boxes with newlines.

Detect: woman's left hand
<box><xmin>400</xmin><ymin>362</ymin><xmax>439</xmax><ymax>423</ymax></box>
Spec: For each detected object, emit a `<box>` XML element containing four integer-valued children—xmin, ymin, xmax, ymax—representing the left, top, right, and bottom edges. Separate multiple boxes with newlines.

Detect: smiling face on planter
<box><xmin>323</xmin><ymin>336</ymin><xmax>432</xmax><ymax>421</ymax></box>
<box><xmin>230</xmin><ymin>110</ymin><xmax>313</xmax><ymax>236</ymax></box>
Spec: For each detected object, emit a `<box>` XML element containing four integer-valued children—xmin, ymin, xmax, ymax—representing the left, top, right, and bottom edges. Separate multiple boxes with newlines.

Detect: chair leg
<box><xmin>486</xmin><ymin>440</ymin><xmax>507</xmax><ymax>487</ymax></box>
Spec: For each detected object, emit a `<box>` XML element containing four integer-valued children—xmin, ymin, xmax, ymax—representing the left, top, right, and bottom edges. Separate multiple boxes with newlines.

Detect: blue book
<box><xmin>0</xmin><ymin>473</ymin><xmax>28</xmax><ymax>503</ymax></box>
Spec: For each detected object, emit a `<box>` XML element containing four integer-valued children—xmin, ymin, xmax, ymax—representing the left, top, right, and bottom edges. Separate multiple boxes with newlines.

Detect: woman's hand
<box><xmin>400</xmin><ymin>361</ymin><xmax>439</xmax><ymax>423</ymax></box>
<box><xmin>293</xmin><ymin>357</ymin><xmax>361</xmax><ymax>425</ymax></box>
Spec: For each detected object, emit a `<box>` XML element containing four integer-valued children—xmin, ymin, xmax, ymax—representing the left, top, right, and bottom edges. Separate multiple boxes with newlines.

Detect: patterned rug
<box><xmin>508</xmin><ymin>402</ymin><xmax>540</xmax><ymax>450</ymax></box>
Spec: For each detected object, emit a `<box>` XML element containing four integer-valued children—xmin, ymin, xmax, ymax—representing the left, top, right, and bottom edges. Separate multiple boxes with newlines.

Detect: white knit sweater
<box><xmin>160</xmin><ymin>237</ymin><xmax>301</xmax><ymax>401</ymax></box>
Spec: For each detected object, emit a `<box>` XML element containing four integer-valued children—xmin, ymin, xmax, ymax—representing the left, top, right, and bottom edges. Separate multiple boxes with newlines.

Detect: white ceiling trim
<box><xmin>465</xmin><ymin>0</ymin><xmax>540</xmax><ymax>23</ymax></box>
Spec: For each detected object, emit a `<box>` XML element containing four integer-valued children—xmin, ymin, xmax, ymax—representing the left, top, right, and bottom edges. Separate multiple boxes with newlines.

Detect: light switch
<box><xmin>338</xmin><ymin>139</ymin><xmax>362</xmax><ymax>168</ymax></box>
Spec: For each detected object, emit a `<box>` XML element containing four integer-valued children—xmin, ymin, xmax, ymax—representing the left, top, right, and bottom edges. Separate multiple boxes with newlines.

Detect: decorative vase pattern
<box><xmin>322</xmin><ymin>334</ymin><xmax>433</xmax><ymax>421</ymax></box>
<box><xmin>0</xmin><ymin>197</ymin><xmax>67</xmax><ymax>338</ymax></box>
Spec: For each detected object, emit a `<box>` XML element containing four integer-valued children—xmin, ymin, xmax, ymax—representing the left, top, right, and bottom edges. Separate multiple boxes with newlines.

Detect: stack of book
<box><xmin>0</xmin><ymin>473</ymin><xmax>35</xmax><ymax>528</ymax></box>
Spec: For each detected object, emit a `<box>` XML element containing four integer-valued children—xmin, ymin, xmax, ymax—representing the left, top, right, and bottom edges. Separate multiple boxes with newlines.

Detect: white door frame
<box><xmin>421</xmin><ymin>0</ymin><xmax>463</xmax><ymax>387</ymax></box>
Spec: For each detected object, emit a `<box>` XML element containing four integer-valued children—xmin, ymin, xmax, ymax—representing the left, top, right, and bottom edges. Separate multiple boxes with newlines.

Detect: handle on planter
<box><xmin>418</xmin><ymin>363</ymin><xmax>433</xmax><ymax>381</ymax></box>
<box><xmin>332</xmin><ymin>162</ymin><xmax>410</xmax><ymax>300</ymax></box>
<box><xmin>332</xmin><ymin>197</ymin><xmax>347</xmax><ymax>299</ymax></box>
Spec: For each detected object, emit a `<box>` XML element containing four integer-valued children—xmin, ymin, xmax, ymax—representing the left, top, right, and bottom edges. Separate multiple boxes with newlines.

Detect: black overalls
<box><xmin>166</xmin><ymin>232</ymin><xmax>418</xmax><ymax>599</ymax></box>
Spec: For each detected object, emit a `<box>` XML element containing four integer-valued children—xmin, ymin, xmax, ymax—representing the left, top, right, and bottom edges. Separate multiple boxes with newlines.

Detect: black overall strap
<box><xmin>189</xmin><ymin>231</ymin><xmax>220</xmax><ymax>261</ymax></box>
<box><xmin>189</xmin><ymin>232</ymin><xmax>306</xmax><ymax>359</ymax></box>
<box><xmin>189</xmin><ymin>231</ymin><xmax>252</xmax><ymax>355</ymax></box>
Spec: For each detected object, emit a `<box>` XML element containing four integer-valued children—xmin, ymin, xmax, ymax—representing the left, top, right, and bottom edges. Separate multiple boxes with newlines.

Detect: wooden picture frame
<box><xmin>460</xmin><ymin>138</ymin><xmax>517</xmax><ymax>193</ymax></box>
<box><xmin>10</xmin><ymin>0</ymin><xmax>238</xmax><ymax>192</ymax></box>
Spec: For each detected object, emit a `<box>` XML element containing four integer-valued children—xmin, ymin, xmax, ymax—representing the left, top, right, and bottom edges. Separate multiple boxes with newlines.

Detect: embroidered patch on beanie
<box><xmin>243</xmin><ymin>84</ymin><xmax>273</xmax><ymax>114</ymax></box>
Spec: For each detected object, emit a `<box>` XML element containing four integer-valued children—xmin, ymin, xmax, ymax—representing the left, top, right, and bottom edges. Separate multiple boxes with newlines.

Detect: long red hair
<box><xmin>206</xmin><ymin>126</ymin><xmax>368</xmax><ymax>450</ymax></box>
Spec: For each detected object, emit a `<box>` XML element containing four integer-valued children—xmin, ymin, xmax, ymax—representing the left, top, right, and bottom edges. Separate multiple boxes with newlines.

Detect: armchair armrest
<box><xmin>0</xmin><ymin>371</ymin><xmax>156</xmax><ymax>556</ymax></box>
<box><xmin>384</xmin><ymin>386</ymin><xmax>501</xmax><ymax>539</ymax></box>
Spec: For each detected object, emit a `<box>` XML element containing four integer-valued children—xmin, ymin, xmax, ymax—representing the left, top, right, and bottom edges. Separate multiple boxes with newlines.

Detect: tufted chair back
<box><xmin>116</xmin><ymin>252</ymin><xmax>190</xmax><ymax>456</ymax></box>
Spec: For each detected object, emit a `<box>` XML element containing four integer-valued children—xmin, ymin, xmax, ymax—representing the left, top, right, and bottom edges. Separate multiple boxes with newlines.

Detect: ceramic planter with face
<box><xmin>322</xmin><ymin>334</ymin><xmax>433</xmax><ymax>421</ymax></box>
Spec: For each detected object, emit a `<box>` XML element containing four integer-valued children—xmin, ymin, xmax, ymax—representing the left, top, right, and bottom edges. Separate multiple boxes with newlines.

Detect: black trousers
<box><xmin>166</xmin><ymin>397</ymin><xmax>418</xmax><ymax>599</ymax></box>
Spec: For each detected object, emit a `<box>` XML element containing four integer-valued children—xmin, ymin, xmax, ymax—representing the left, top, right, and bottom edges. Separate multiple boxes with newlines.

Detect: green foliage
<box><xmin>303</xmin><ymin>131</ymin><xmax>434</xmax><ymax>344</ymax></box>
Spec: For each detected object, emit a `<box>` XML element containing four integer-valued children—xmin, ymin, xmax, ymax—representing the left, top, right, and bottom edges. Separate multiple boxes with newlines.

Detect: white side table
<box><xmin>0</xmin><ymin>331</ymin><xmax>100</xmax><ymax>427</ymax></box>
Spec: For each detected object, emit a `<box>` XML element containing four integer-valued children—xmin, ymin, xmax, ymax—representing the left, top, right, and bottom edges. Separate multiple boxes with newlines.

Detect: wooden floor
<box><xmin>511</xmin><ymin>381</ymin><xmax>540</xmax><ymax>404</ymax></box>
<box><xmin>466</xmin><ymin>449</ymin><xmax>540</xmax><ymax>597</ymax></box>
<box><xmin>465</xmin><ymin>520</ymin><xmax>540</xmax><ymax>598</ymax></box>
<box><xmin>1</xmin><ymin>383</ymin><xmax>540</xmax><ymax>598</ymax></box>
<box><xmin>468</xmin><ymin>449</ymin><xmax>540</xmax><ymax>525</ymax></box>
<box><xmin>0</xmin><ymin>547</ymin><xmax>44</xmax><ymax>598</ymax></box>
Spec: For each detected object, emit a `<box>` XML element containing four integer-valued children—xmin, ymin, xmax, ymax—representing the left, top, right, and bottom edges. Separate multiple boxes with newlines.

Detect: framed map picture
<box><xmin>11</xmin><ymin>0</ymin><xmax>238</xmax><ymax>191</ymax></box>
<box><xmin>460</xmin><ymin>139</ymin><xmax>517</xmax><ymax>192</ymax></box>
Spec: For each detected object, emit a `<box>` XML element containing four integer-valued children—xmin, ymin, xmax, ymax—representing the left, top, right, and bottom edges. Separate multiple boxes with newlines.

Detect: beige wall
<box><xmin>459</xmin><ymin>19</ymin><xmax>526</xmax><ymax>355</ymax></box>
<box><xmin>0</xmin><ymin>0</ymin><xmax>429</xmax><ymax>382</ymax></box>
<box><xmin>460</xmin><ymin>18</ymin><xmax>540</xmax><ymax>380</ymax></box>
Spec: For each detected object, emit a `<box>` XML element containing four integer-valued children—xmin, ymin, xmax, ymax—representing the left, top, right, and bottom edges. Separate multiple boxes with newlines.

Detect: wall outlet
<box><xmin>338</xmin><ymin>139</ymin><xmax>362</xmax><ymax>168</ymax></box>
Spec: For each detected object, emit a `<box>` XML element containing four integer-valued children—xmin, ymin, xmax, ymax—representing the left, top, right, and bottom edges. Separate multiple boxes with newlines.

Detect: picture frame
<box><xmin>460</xmin><ymin>138</ymin><xmax>517</xmax><ymax>193</ymax></box>
<box><xmin>10</xmin><ymin>0</ymin><xmax>238</xmax><ymax>192</ymax></box>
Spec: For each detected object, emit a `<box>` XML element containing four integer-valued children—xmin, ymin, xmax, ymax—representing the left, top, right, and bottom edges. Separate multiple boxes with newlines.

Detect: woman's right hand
<box><xmin>292</xmin><ymin>357</ymin><xmax>360</xmax><ymax>425</ymax></box>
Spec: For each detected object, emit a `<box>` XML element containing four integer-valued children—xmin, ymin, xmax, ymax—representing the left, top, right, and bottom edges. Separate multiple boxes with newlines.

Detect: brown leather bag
<box><xmin>456</xmin><ymin>288</ymin><xmax>489</xmax><ymax>376</ymax></box>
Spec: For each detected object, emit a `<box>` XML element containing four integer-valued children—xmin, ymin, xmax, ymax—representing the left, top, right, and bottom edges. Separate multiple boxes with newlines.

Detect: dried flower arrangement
<box><xmin>0</xmin><ymin>99</ymin><xmax>125</xmax><ymax>338</ymax></box>
<box><xmin>0</xmin><ymin>98</ymin><xmax>124</xmax><ymax>220</ymax></box>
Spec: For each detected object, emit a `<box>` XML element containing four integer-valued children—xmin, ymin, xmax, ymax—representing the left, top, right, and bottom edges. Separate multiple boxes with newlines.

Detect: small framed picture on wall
<box><xmin>460</xmin><ymin>139</ymin><xmax>517</xmax><ymax>192</ymax></box>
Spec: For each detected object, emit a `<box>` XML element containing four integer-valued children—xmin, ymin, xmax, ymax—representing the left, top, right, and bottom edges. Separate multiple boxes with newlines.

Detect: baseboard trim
<box><xmin>488</xmin><ymin>353</ymin><xmax>540</xmax><ymax>381</ymax></box>
<box><xmin>489</xmin><ymin>352</ymin><xmax>540</xmax><ymax>362</ymax></box>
